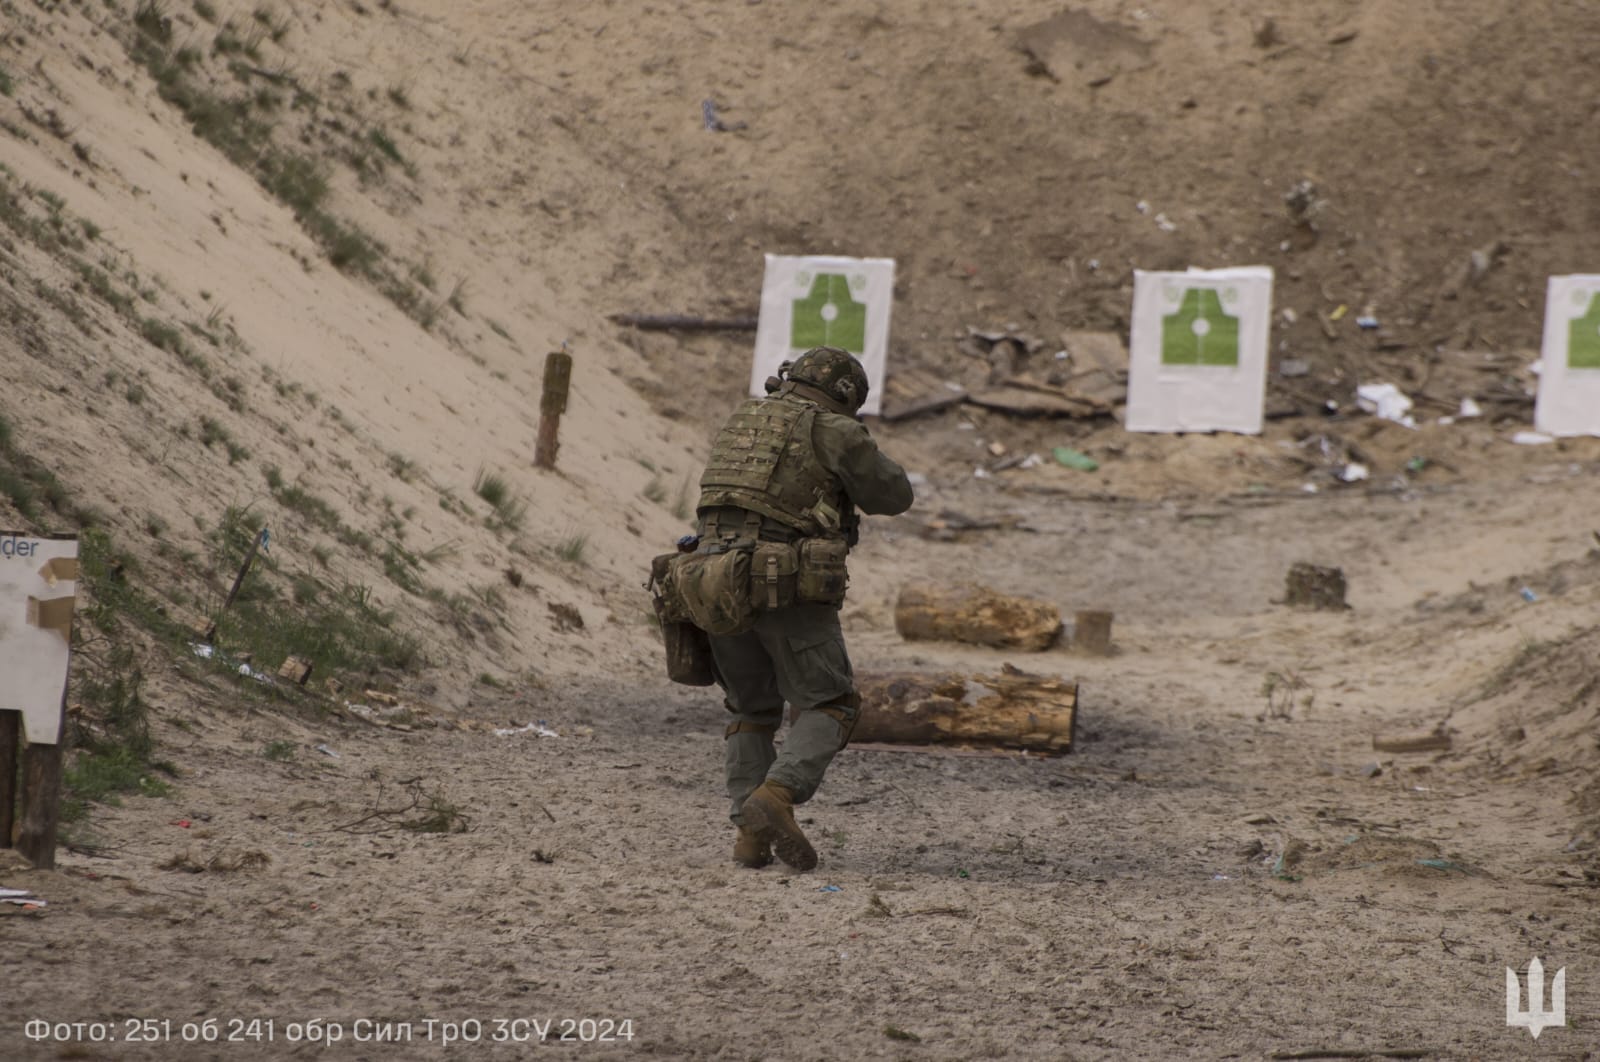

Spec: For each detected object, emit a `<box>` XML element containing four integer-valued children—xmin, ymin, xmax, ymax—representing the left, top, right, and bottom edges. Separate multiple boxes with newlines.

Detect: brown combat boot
<box><xmin>741</xmin><ymin>781</ymin><xmax>817</xmax><ymax>871</ymax></box>
<box><xmin>733</xmin><ymin>826</ymin><xmax>772</xmax><ymax>869</ymax></box>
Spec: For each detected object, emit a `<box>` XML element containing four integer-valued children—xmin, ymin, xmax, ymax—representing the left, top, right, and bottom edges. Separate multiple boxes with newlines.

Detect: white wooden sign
<box><xmin>1125</xmin><ymin>266</ymin><xmax>1274</xmax><ymax>434</ymax></box>
<box><xmin>1534</xmin><ymin>275</ymin><xmax>1600</xmax><ymax>437</ymax></box>
<box><xmin>0</xmin><ymin>533</ymin><xmax>78</xmax><ymax>745</ymax></box>
<box><xmin>751</xmin><ymin>255</ymin><xmax>894</xmax><ymax>416</ymax></box>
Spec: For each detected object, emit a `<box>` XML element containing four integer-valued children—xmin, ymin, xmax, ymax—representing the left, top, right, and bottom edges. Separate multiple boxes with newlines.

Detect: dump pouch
<box><xmin>673</xmin><ymin>548</ymin><xmax>756</xmax><ymax>635</ymax></box>
<box><xmin>750</xmin><ymin>541</ymin><xmax>798</xmax><ymax>612</ymax></box>
<box><xmin>796</xmin><ymin>538</ymin><xmax>850</xmax><ymax>605</ymax></box>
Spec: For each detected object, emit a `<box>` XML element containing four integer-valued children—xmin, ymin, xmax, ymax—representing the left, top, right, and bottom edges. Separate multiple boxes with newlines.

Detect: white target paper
<box><xmin>1534</xmin><ymin>275</ymin><xmax>1600</xmax><ymax>437</ymax></box>
<box><xmin>751</xmin><ymin>255</ymin><xmax>894</xmax><ymax>417</ymax></box>
<box><xmin>1125</xmin><ymin>266</ymin><xmax>1274</xmax><ymax>434</ymax></box>
<box><xmin>0</xmin><ymin>533</ymin><xmax>79</xmax><ymax>745</ymax></box>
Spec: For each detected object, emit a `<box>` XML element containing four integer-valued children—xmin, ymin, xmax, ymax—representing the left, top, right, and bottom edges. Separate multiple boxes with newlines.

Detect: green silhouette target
<box><xmin>1568</xmin><ymin>292</ymin><xmax>1600</xmax><ymax>369</ymax></box>
<box><xmin>791</xmin><ymin>272</ymin><xmax>867</xmax><ymax>352</ymax></box>
<box><xmin>1161</xmin><ymin>288</ymin><xmax>1240</xmax><ymax>366</ymax></box>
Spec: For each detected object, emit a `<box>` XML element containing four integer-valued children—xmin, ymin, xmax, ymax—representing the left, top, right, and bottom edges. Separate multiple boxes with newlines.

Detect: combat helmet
<box><xmin>785</xmin><ymin>346</ymin><xmax>869</xmax><ymax>414</ymax></box>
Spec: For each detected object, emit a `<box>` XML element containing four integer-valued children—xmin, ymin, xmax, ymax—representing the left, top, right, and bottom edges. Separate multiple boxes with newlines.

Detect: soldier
<box><xmin>694</xmin><ymin>346</ymin><xmax>913</xmax><ymax>871</ymax></box>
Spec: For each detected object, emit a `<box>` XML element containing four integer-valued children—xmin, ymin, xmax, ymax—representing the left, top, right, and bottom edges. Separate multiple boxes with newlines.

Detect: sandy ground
<box><xmin>7</xmin><ymin>458</ymin><xmax>1600</xmax><ymax>1060</ymax></box>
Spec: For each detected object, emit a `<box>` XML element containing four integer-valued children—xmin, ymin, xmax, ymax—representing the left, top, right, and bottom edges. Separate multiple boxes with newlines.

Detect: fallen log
<box><xmin>608</xmin><ymin>313</ymin><xmax>758</xmax><ymax>332</ymax></box>
<box><xmin>1372</xmin><ymin>730</ymin><xmax>1451</xmax><ymax>754</ymax></box>
<box><xmin>895</xmin><ymin>582</ymin><xmax>1062</xmax><ymax>651</ymax></box>
<box><xmin>852</xmin><ymin>665</ymin><xmax>1077</xmax><ymax>753</ymax></box>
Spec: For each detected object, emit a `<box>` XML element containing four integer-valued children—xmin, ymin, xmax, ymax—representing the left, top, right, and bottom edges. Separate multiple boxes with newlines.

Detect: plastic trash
<box><xmin>817</xmin><ymin>884</ymin><xmax>842</xmax><ymax>893</ymax></box>
<box><xmin>1355</xmin><ymin>383</ymin><xmax>1416</xmax><ymax>428</ymax></box>
<box><xmin>494</xmin><ymin>721</ymin><xmax>560</xmax><ymax>738</ymax></box>
<box><xmin>1519</xmin><ymin>586</ymin><xmax>1538</xmax><ymax>603</ymax></box>
<box><xmin>1458</xmin><ymin>397</ymin><xmax>1482</xmax><ymax>418</ymax></box>
<box><xmin>1052</xmin><ymin>446</ymin><xmax>1099</xmax><ymax>472</ymax></box>
<box><xmin>1512</xmin><ymin>431</ymin><xmax>1555</xmax><ymax>445</ymax></box>
<box><xmin>1405</xmin><ymin>456</ymin><xmax>1427</xmax><ymax>473</ymax></box>
<box><xmin>1355</xmin><ymin>315</ymin><xmax>1379</xmax><ymax>329</ymax></box>
<box><xmin>1338</xmin><ymin>462</ymin><xmax>1370</xmax><ymax>483</ymax></box>
<box><xmin>315</xmin><ymin>743</ymin><xmax>340</xmax><ymax>758</ymax></box>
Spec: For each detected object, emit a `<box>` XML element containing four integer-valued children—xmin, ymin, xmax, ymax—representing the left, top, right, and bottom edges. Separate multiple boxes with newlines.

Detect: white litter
<box><xmin>972</xmin><ymin>466</ymin><xmax>990</xmax><ymax>479</ymax></box>
<box><xmin>190</xmin><ymin>643</ymin><xmax>215</xmax><ymax>660</ymax></box>
<box><xmin>1512</xmin><ymin>431</ymin><xmax>1556</xmax><ymax>445</ymax></box>
<box><xmin>1338</xmin><ymin>463</ymin><xmax>1370</xmax><ymax>483</ymax></box>
<box><xmin>1018</xmin><ymin>453</ymin><xmax>1044</xmax><ymax>470</ymax></box>
<box><xmin>494</xmin><ymin>721</ymin><xmax>560</xmax><ymax>739</ymax></box>
<box><xmin>1355</xmin><ymin>383</ymin><xmax>1416</xmax><ymax>428</ymax></box>
<box><xmin>1458</xmin><ymin>397</ymin><xmax>1482</xmax><ymax>418</ymax></box>
<box><xmin>315</xmin><ymin>743</ymin><xmax>340</xmax><ymax>758</ymax></box>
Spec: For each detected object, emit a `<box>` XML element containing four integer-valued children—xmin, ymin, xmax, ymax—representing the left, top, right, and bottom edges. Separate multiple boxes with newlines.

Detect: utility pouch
<box><xmin>750</xmin><ymin>541</ymin><xmax>798</xmax><ymax>611</ymax></box>
<box><xmin>796</xmin><ymin>538</ymin><xmax>850</xmax><ymax>606</ymax></box>
<box><xmin>673</xmin><ymin>548</ymin><xmax>756</xmax><ymax>635</ymax></box>
<box><xmin>648</xmin><ymin>552</ymin><xmax>716</xmax><ymax>685</ymax></box>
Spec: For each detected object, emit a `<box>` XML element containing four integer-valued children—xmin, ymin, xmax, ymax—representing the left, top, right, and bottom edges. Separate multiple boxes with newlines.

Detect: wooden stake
<box><xmin>16</xmin><ymin>693</ymin><xmax>66</xmax><ymax>869</ymax></box>
<box><xmin>1073</xmin><ymin>609</ymin><xmax>1114</xmax><ymax>655</ymax></box>
<box><xmin>204</xmin><ymin>527</ymin><xmax>268</xmax><ymax>642</ymax></box>
<box><xmin>535</xmin><ymin>349</ymin><xmax>573</xmax><ymax>470</ymax></box>
<box><xmin>0</xmin><ymin>711</ymin><xmax>18</xmax><ymax>848</ymax></box>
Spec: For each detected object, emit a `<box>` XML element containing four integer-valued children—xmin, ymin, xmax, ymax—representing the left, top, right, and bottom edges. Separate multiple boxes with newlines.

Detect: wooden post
<box><xmin>204</xmin><ymin>527</ymin><xmax>268</xmax><ymax>642</ymax></box>
<box><xmin>535</xmin><ymin>349</ymin><xmax>573</xmax><ymax>470</ymax></box>
<box><xmin>1073</xmin><ymin>609</ymin><xmax>1114</xmax><ymax>655</ymax></box>
<box><xmin>0</xmin><ymin>710</ymin><xmax>18</xmax><ymax>848</ymax></box>
<box><xmin>16</xmin><ymin>693</ymin><xmax>66</xmax><ymax>869</ymax></box>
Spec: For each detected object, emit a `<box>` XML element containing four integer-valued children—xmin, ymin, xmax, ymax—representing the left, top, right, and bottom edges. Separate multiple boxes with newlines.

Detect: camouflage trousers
<box><xmin>708</xmin><ymin>603</ymin><xmax>861</xmax><ymax>825</ymax></box>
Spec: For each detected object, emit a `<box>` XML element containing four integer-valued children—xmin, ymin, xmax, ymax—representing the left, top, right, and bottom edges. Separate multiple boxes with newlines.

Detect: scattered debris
<box><xmin>1284</xmin><ymin>179</ymin><xmax>1327</xmax><ymax>231</ymax></box>
<box><xmin>1337</xmin><ymin>462</ymin><xmax>1369</xmax><ymax>483</ymax></box>
<box><xmin>0</xmin><ymin>887</ymin><xmax>45</xmax><ymax>908</ymax></box>
<box><xmin>700</xmin><ymin>99</ymin><xmax>747</xmax><ymax>132</ymax></box>
<box><xmin>817</xmin><ymin>884</ymin><xmax>842</xmax><ymax>893</ymax></box>
<box><xmin>1278</xmin><ymin>358</ymin><xmax>1311</xmax><ymax>378</ymax></box>
<box><xmin>314</xmin><ymin>743</ymin><xmax>340</xmax><ymax>758</ymax></box>
<box><xmin>1356</xmin><ymin>383</ymin><xmax>1416</xmax><ymax>428</ymax></box>
<box><xmin>1518</xmin><ymin>586</ymin><xmax>1538</xmax><ymax>603</ymax></box>
<box><xmin>1511</xmin><ymin>431</ymin><xmax>1555</xmax><ymax>445</ymax></box>
<box><xmin>1355</xmin><ymin>315</ymin><xmax>1379</xmax><ymax>330</ymax></box>
<box><xmin>160</xmin><ymin>848</ymin><xmax>271</xmax><ymax>874</ymax></box>
<box><xmin>277</xmin><ymin>656</ymin><xmax>314</xmax><ymax>686</ymax></box>
<box><xmin>1283</xmin><ymin>562</ymin><xmax>1348</xmax><ymax>610</ymax></box>
<box><xmin>1052</xmin><ymin>446</ymin><xmax>1099</xmax><ymax>472</ymax></box>
<box><xmin>494</xmin><ymin>721</ymin><xmax>560</xmax><ymax>738</ymax></box>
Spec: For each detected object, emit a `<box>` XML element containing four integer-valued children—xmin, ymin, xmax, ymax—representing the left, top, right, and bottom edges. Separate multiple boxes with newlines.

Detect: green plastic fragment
<box><xmin>1052</xmin><ymin>446</ymin><xmax>1099</xmax><ymax>472</ymax></box>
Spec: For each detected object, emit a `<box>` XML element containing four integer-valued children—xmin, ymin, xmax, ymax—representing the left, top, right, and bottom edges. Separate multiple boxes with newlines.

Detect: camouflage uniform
<box><xmin>695</xmin><ymin>349</ymin><xmax>913</xmax><ymax>866</ymax></box>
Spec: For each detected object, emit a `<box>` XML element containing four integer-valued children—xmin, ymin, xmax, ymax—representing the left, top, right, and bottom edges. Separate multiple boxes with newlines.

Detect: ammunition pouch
<box><xmin>751</xmin><ymin>541</ymin><xmax>798</xmax><ymax>611</ymax></box>
<box><xmin>648</xmin><ymin>553</ymin><xmax>716</xmax><ymax>685</ymax></box>
<box><xmin>796</xmin><ymin>538</ymin><xmax>850</xmax><ymax>606</ymax></box>
<box><xmin>671</xmin><ymin>547</ymin><xmax>756</xmax><ymax>636</ymax></box>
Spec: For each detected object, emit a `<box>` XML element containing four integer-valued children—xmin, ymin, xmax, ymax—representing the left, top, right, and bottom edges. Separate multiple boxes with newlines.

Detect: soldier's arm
<box><xmin>813</xmin><ymin>413</ymin><xmax>914</xmax><ymax>516</ymax></box>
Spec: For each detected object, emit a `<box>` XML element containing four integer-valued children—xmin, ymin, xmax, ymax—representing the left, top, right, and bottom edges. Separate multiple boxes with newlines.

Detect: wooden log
<box><xmin>608</xmin><ymin>313</ymin><xmax>758</xmax><ymax>332</ymax></box>
<box><xmin>853</xmin><ymin>665</ymin><xmax>1076</xmax><ymax>753</ymax></box>
<box><xmin>1073</xmin><ymin>609</ymin><xmax>1114</xmax><ymax>654</ymax></box>
<box><xmin>894</xmin><ymin>582</ymin><xmax>1062</xmax><ymax>651</ymax></box>
<box><xmin>1372</xmin><ymin>730</ymin><xmax>1451</xmax><ymax>754</ymax></box>
<box><xmin>535</xmin><ymin>349</ymin><xmax>573</xmax><ymax>470</ymax></box>
<box><xmin>1284</xmin><ymin>562</ymin><xmax>1348</xmax><ymax>610</ymax></box>
<box><xmin>0</xmin><ymin>710</ymin><xmax>18</xmax><ymax>847</ymax></box>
